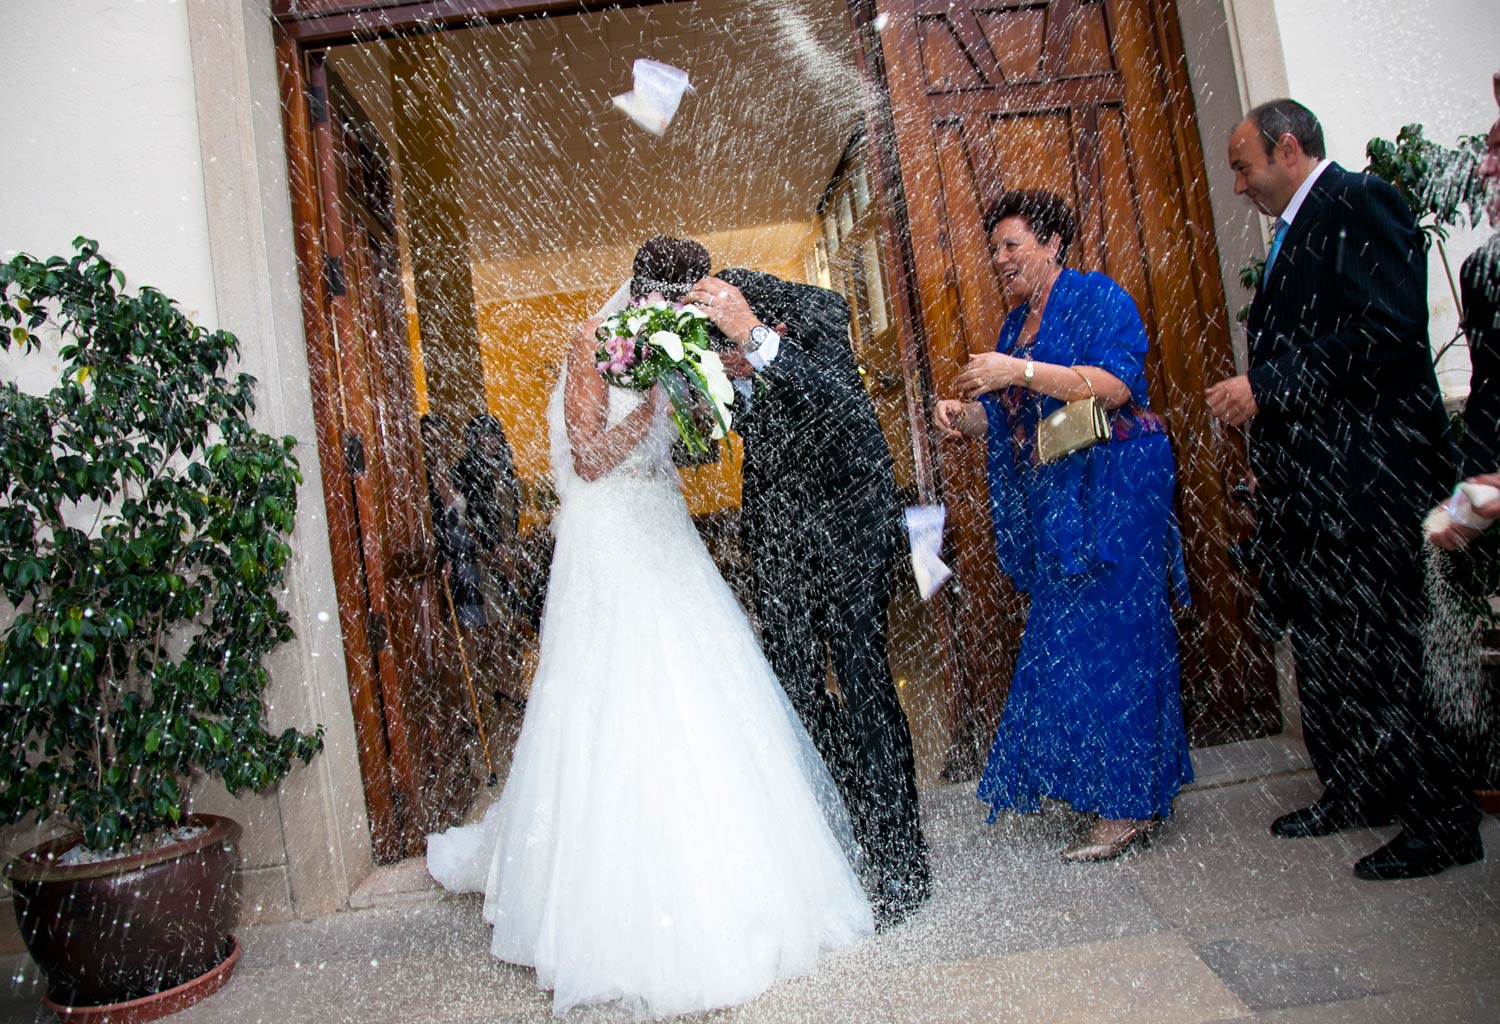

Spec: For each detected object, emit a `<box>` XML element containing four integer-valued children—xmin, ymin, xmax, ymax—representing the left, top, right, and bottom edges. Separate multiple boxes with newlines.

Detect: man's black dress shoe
<box><xmin>872</xmin><ymin>872</ymin><xmax>931</xmax><ymax>932</ymax></box>
<box><xmin>1270</xmin><ymin>797</ymin><xmax>1392</xmax><ymax>839</ymax></box>
<box><xmin>1353</xmin><ymin>830</ymin><xmax>1483</xmax><ymax>880</ymax></box>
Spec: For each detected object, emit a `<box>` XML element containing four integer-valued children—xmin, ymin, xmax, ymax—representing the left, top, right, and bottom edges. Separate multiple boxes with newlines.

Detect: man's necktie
<box><xmin>1264</xmin><ymin>217</ymin><xmax>1289</xmax><ymax>278</ymax></box>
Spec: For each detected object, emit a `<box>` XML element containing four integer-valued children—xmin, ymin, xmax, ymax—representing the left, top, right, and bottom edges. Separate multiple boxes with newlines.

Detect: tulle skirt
<box><xmin>427</xmin><ymin>473</ymin><xmax>873</xmax><ymax>1018</ymax></box>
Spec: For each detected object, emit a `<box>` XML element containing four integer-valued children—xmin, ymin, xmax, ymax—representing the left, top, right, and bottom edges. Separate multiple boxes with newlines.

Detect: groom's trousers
<box><xmin>752</xmin><ymin>508</ymin><xmax>930</xmax><ymax>897</ymax></box>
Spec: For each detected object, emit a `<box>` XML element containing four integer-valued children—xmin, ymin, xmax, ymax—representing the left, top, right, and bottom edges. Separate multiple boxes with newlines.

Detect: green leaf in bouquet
<box><xmin>656</xmin><ymin>370</ymin><xmax>708</xmax><ymax>455</ymax></box>
<box><xmin>679</xmin><ymin>360</ymin><xmax>733</xmax><ymax>445</ymax></box>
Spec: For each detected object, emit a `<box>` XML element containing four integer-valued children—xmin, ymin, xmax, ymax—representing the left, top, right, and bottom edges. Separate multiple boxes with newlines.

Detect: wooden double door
<box><xmin>274</xmin><ymin>0</ymin><xmax>1275</xmax><ymax>860</ymax></box>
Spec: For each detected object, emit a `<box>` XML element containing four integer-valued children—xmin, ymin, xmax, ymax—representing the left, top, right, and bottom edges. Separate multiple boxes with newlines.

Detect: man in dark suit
<box><xmin>1428</xmin><ymin>75</ymin><xmax>1500</xmax><ymax>548</ymax></box>
<box><xmin>1454</xmin><ymin>72</ymin><xmax>1500</xmax><ymax>484</ymax></box>
<box><xmin>685</xmin><ymin>268</ymin><xmax>930</xmax><ymax>926</ymax></box>
<box><xmin>1207</xmin><ymin>99</ymin><xmax>1482</xmax><ymax>879</ymax></box>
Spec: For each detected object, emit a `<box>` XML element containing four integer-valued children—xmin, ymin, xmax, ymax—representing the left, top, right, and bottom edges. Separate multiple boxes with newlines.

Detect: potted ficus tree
<box><xmin>0</xmin><ymin>239</ymin><xmax>323</xmax><ymax>1021</ymax></box>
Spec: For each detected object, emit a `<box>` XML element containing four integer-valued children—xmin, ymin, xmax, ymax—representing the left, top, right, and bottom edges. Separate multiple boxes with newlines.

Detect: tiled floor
<box><xmin>3</xmin><ymin>739</ymin><xmax>1496</xmax><ymax>1024</ymax></box>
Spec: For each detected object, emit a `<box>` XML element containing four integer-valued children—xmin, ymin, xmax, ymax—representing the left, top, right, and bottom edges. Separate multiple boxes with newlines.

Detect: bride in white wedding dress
<box><xmin>426</xmin><ymin>292</ymin><xmax>874</xmax><ymax>1019</ymax></box>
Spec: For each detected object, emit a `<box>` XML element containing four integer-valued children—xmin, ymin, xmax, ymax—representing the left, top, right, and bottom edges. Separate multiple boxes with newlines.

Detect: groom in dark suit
<box><xmin>685</xmin><ymin>268</ymin><xmax>930</xmax><ymax>926</ymax></box>
<box><xmin>1206</xmin><ymin>98</ymin><xmax>1482</xmax><ymax>879</ymax></box>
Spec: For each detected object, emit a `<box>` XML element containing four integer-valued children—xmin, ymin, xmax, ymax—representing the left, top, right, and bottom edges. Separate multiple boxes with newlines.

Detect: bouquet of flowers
<box><xmin>595</xmin><ymin>298</ymin><xmax>735</xmax><ymax>455</ymax></box>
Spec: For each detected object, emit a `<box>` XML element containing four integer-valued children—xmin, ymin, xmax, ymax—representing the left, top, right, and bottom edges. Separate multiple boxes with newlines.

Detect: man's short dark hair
<box><xmin>982</xmin><ymin>189</ymin><xmax>1076</xmax><ymax>263</ymax></box>
<box><xmin>1247</xmin><ymin>98</ymin><xmax>1326</xmax><ymax>160</ymax></box>
<box><xmin>631</xmin><ymin>235</ymin><xmax>710</xmax><ymax>301</ymax></box>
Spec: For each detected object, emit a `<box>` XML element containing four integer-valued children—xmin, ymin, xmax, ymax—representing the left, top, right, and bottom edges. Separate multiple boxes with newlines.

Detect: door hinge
<box><xmin>323</xmin><ymin>254</ymin><xmax>346</xmax><ymax>297</ymax></box>
<box><xmin>367</xmin><ymin>611</ymin><xmax>388</xmax><ymax>655</ymax></box>
<box><xmin>343</xmin><ymin>433</ymin><xmax>366</xmax><ymax>476</ymax></box>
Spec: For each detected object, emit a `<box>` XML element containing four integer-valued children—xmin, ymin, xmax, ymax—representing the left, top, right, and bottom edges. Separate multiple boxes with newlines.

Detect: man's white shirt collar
<box><xmin>1279</xmin><ymin>158</ymin><xmax>1332</xmax><ymax>227</ymax></box>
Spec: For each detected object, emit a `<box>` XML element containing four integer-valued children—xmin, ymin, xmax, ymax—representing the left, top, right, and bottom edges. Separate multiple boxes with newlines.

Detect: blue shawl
<box><xmin>978</xmin><ymin>269</ymin><xmax>1155</xmax><ymax>592</ymax></box>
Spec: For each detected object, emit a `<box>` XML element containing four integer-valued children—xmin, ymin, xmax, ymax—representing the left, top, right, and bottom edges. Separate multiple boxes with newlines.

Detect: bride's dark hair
<box><xmin>630</xmin><ymin>236</ymin><xmax>710</xmax><ymax>301</ymax></box>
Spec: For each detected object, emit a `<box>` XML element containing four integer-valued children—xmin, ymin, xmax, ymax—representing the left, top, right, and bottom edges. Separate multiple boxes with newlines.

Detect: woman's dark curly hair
<box><xmin>982</xmin><ymin>189</ymin><xmax>1076</xmax><ymax>264</ymax></box>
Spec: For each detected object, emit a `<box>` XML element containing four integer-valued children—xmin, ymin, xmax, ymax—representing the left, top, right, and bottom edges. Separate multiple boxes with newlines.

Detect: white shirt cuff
<box><xmin>745</xmin><ymin>330</ymin><xmax>780</xmax><ymax>371</ymax></box>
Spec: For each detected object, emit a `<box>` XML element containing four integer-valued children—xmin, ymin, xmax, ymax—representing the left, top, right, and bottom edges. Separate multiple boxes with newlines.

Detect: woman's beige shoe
<box><xmin>1059</xmin><ymin>820</ymin><xmax>1157</xmax><ymax>863</ymax></box>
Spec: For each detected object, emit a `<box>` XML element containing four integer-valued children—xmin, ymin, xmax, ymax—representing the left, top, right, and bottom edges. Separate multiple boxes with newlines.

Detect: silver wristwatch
<box><xmin>747</xmin><ymin>324</ymin><xmax>778</xmax><ymax>351</ymax></box>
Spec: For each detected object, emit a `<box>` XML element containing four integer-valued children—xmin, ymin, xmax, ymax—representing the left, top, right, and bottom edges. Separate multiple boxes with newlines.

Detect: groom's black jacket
<box><xmin>721</xmin><ymin>271</ymin><xmax>900</xmax><ymax>575</ymax></box>
<box><xmin>717</xmin><ymin>269</ymin><xmax>927</xmax><ymax>891</ymax></box>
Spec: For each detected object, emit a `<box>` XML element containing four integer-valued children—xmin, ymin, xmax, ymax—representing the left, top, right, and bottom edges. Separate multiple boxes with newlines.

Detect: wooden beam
<box><xmin>275</xmin><ymin>29</ymin><xmax>406</xmax><ymax>862</ymax></box>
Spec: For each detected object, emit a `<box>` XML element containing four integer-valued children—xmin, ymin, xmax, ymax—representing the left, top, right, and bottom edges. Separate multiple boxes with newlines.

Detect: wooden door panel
<box><xmin>987</xmin><ymin>113</ymin><xmax>1076</xmax><ymax>191</ymax></box>
<box><xmin>329</xmin><ymin>70</ymin><xmax>479</xmax><ymax>842</ymax></box>
<box><xmin>917</xmin><ymin>16</ymin><xmax>992</xmax><ymax>89</ymax></box>
<box><xmin>977</xmin><ymin>10</ymin><xmax>1047</xmax><ymax>81</ymax></box>
<box><xmin>875</xmin><ymin>0</ymin><xmax>1277</xmax><ymax>747</ymax></box>
<box><xmin>286</xmin><ymin>52</ymin><xmax>479</xmax><ymax>859</ymax></box>
<box><xmin>277</xmin><ymin>37</ymin><xmax>406</xmax><ymax>862</ymax></box>
<box><xmin>305</xmin><ymin>54</ymin><xmax>430</xmax><ymax>855</ymax></box>
<box><xmin>931</xmin><ymin>125</ymin><xmax>1004</xmax><ymax>356</ymax></box>
<box><xmin>1094</xmin><ymin>110</ymin><xmax>1154</xmax><ymax>332</ymax></box>
<box><xmin>1060</xmin><ymin>1</ymin><xmax>1113</xmax><ymax>77</ymax></box>
<box><xmin>875</xmin><ymin>2</ymin><xmax>1012</xmax><ymax>763</ymax></box>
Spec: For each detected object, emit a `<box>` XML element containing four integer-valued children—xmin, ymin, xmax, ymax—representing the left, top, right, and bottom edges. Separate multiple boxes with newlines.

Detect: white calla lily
<box><xmin>686</xmin><ymin>350</ymin><xmax>735</xmax><ymax>438</ymax></box>
<box><xmin>649</xmin><ymin>330</ymin><xmax>684</xmax><ymax>362</ymax></box>
<box><xmin>695</xmin><ymin>351</ymin><xmax>735</xmax><ymax>405</ymax></box>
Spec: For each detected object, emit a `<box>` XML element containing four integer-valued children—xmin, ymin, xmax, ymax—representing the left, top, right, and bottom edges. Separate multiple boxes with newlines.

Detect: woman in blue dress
<box><xmin>935</xmin><ymin>190</ymin><xmax>1194</xmax><ymax>862</ymax></box>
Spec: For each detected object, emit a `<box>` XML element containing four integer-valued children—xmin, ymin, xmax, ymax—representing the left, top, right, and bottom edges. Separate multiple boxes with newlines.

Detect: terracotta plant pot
<box><xmin>4</xmin><ymin>814</ymin><xmax>242</xmax><ymax>1010</ymax></box>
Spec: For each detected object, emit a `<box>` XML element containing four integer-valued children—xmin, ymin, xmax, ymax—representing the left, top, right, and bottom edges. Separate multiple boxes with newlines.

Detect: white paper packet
<box><xmin>612</xmin><ymin>59</ymin><xmax>692</xmax><ymax>137</ymax></box>
<box><xmin>904</xmin><ymin>504</ymin><xmax>953</xmax><ymax>600</ymax></box>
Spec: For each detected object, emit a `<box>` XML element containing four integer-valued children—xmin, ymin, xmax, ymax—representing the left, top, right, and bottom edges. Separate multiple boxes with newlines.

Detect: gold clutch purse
<box><xmin>1036</xmin><ymin>369</ymin><xmax>1110</xmax><ymax>464</ymax></box>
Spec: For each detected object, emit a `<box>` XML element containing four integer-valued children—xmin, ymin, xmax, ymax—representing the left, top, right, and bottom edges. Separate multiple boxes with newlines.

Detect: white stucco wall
<box><xmin>0</xmin><ymin>0</ymin><xmax>218</xmax><ymax>392</ymax></box>
<box><xmin>0</xmin><ymin>0</ymin><xmax>371</xmax><ymax>947</ymax></box>
<box><xmin>1271</xmin><ymin>0</ymin><xmax>1500</xmax><ymax>396</ymax></box>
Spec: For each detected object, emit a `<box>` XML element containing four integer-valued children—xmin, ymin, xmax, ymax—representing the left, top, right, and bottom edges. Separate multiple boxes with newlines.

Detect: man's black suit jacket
<box><xmin>1459</xmin><ymin>236</ymin><xmax>1500</xmax><ymax>476</ymax></box>
<box><xmin>719</xmin><ymin>272</ymin><xmax>900</xmax><ymax>576</ymax></box>
<box><xmin>1244</xmin><ymin>162</ymin><xmax>1454</xmax><ymax>556</ymax></box>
